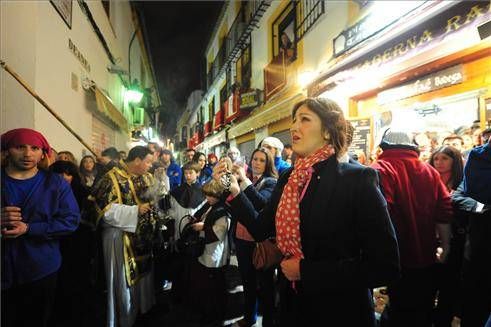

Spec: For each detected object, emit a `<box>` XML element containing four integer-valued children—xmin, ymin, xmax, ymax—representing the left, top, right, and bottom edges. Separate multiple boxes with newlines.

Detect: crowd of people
<box><xmin>1</xmin><ymin>97</ymin><xmax>490</xmax><ymax>327</ymax></box>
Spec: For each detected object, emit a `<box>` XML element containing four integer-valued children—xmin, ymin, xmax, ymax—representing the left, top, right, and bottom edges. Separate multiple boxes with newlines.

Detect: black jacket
<box><xmin>230</xmin><ymin>156</ymin><xmax>400</xmax><ymax>326</ymax></box>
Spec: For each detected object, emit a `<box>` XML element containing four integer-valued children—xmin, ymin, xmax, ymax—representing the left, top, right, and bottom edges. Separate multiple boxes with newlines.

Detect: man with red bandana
<box><xmin>1</xmin><ymin>128</ymin><xmax>80</xmax><ymax>327</ymax></box>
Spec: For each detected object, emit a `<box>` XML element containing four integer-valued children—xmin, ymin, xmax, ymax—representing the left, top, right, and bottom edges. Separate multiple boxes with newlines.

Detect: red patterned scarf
<box><xmin>275</xmin><ymin>145</ymin><xmax>334</xmax><ymax>258</ymax></box>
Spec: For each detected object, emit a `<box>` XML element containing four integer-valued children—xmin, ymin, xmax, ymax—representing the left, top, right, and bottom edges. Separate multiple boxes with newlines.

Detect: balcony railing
<box><xmin>207</xmin><ymin>0</ymin><xmax>272</xmax><ymax>90</ymax></box>
<box><xmin>296</xmin><ymin>0</ymin><xmax>325</xmax><ymax>41</ymax></box>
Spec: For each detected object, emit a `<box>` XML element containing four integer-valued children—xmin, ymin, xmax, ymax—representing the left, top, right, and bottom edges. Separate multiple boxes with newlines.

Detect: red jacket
<box><xmin>372</xmin><ymin>149</ymin><xmax>453</xmax><ymax>268</ymax></box>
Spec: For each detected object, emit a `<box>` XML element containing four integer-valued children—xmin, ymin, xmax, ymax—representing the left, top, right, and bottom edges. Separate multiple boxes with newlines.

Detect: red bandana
<box><xmin>275</xmin><ymin>145</ymin><xmax>334</xmax><ymax>258</ymax></box>
<box><xmin>1</xmin><ymin>128</ymin><xmax>52</xmax><ymax>156</ymax></box>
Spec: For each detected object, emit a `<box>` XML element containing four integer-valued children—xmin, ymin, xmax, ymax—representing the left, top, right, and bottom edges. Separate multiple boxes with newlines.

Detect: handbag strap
<box><xmin>178</xmin><ymin>214</ymin><xmax>194</xmax><ymax>238</ymax></box>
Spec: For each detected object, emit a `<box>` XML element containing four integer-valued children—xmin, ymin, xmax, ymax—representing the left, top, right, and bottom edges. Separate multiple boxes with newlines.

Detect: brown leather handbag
<box><xmin>252</xmin><ymin>238</ymin><xmax>283</xmax><ymax>270</ymax></box>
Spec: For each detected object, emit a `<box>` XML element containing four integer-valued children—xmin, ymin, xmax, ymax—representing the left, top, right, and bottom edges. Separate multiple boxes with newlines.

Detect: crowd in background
<box><xmin>2</xmin><ymin>99</ymin><xmax>490</xmax><ymax>327</ymax></box>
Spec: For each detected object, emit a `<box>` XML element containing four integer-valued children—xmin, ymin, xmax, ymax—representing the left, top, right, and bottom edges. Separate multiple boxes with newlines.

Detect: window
<box><xmin>226</xmin><ymin>65</ymin><xmax>234</xmax><ymax>95</ymax></box>
<box><xmin>272</xmin><ymin>2</ymin><xmax>297</xmax><ymax>64</ymax></box>
<box><xmin>220</xmin><ymin>84</ymin><xmax>228</xmax><ymax>108</ymax></box>
<box><xmin>200</xmin><ymin>106</ymin><xmax>206</xmax><ymax>124</ymax></box>
<box><xmin>296</xmin><ymin>1</ymin><xmax>325</xmax><ymax>41</ymax></box>
<box><xmin>208</xmin><ymin>98</ymin><xmax>215</xmax><ymax>125</ymax></box>
<box><xmin>240</xmin><ymin>43</ymin><xmax>252</xmax><ymax>90</ymax></box>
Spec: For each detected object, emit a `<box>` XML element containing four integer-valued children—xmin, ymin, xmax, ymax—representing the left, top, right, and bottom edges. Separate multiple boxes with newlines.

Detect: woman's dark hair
<box><xmin>127</xmin><ymin>146</ymin><xmax>153</xmax><ymax>162</ymax></box>
<box><xmin>192</xmin><ymin>152</ymin><xmax>206</xmax><ymax>163</ymax></box>
<box><xmin>79</xmin><ymin>155</ymin><xmax>97</xmax><ymax>176</ymax></box>
<box><xmin>292</xmin><ymin>98</ymin><xmax>347</xmax><ymax>156</ymax></box>
<box><xmin>50</xmin><ymin>160</ymin><xmax>87</xmax><ymax>207</ymax></box>
<box><xmin>429</xmin><ymin>146</ymin><xmax>464</xmax><ymax>190</ymax></box>
<box><xmin>280</xmin><ymin>32</ymin><xmax>292</xmax><ymax>49</ymax></box>
<box><xmin>57</xmin><ymin>151</ymin><xmax>77</xmax><ymax>163</ymax></box>
<box><xmin>101</xmin><ymin>147</ymin><xmax>120</xmax><ymax>160</ymax></box>
<box><xmin>249</xmin><ymin>147</ymin><xmax>278</xmax><ymax>179</ymax></box>
<box><xmin>50</xmin><ymin>160</ymin><xmax>83</xmax><ymax>188</ymax></box>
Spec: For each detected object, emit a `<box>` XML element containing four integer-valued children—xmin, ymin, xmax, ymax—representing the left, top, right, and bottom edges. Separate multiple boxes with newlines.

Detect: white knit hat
<box><xmin>380</xmin><ymin>129</ymin><xmax>417</xmax><ymax>150</ymax></box>
<box><xmin>261</xmin><ymin>137</ymin><xmax>284</xmax><ymax>157</ymax></box>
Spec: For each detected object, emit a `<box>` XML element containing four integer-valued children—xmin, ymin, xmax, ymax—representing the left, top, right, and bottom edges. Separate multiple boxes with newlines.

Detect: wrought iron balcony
<box><xmin>296</xmin><ymin>0</ymin><xmax>325</xmax><ymax>41</ymax></box>
<box><xmin>207</xmin><ymin>0</ymin><xmax>272</xmax><ymax>90</ymax></box>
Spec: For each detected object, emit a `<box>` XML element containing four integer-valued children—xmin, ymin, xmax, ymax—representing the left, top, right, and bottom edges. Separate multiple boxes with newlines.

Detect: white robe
<box><xmin>167</xmin><ymin>196</ymin><xmax>206</xmax><ymax>242</ymax></box>
<box><xmin>102</xmin><ymin>204</ymin><xmax>156</xmax><ymax>327</ymax></box>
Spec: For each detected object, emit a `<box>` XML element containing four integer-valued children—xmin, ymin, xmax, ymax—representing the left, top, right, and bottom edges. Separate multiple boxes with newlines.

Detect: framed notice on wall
<box><xmin>50</xmin><ymin>0</ymin><xmax>72</xmax><ymax>29</ymax></box>
<box><xmin>348</xmin><ymin>117</ymin><xmax>371</xmax><ymax>163</ymax></box>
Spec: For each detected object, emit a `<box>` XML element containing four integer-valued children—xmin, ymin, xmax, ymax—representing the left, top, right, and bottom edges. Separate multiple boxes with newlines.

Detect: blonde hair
<box><xmin>219</xmin><ymin>156</ymin><xmax>233</xmax><ymax>171</ymax></box>
<box><xmin>202</xmin><ymin>179</ymin><xmax>225</xmax><ymax>198</ymax></box>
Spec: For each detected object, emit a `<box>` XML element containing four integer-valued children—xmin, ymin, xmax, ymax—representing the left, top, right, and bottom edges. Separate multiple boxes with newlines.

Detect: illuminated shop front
<box><xmin>311</xmin><ymin>1</ymin><xmax>491</xmax><ymax>160</ymax></box>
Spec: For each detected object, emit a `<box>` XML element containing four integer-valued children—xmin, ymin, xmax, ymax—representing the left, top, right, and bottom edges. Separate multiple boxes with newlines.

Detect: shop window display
<box><xmin>373</xmin><ymin>97</ymin><xmax>480</xmax><ymax>162</ymax></box>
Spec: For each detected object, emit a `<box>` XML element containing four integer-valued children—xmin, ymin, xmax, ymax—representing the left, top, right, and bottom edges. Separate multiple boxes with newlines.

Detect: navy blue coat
<box><xmin>230</xmin><ymin>157</ymin><xmax>400</xmax><ymax>326</ymax></box>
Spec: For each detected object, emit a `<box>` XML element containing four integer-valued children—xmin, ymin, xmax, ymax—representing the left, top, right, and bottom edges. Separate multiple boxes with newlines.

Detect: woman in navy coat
<box><xmin>232</xmin><ymin>147</ymin><xmax>278</xmax><ymax>327</ymax></box>
<box><xmin>214</xmin><ymin>98</ymin><xmax>400</xmax><ymax>326</ymax></box>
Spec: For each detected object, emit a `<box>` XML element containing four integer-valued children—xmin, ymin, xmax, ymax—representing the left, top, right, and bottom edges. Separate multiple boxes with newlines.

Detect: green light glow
<box><xmin>125</xmin><ymin>89</ymin><xmax>144</xmax><ymax>103</ymax></box>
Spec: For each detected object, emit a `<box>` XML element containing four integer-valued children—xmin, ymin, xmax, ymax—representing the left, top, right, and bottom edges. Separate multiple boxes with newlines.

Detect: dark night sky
<box><xmin>138</xmin><ymin>1</ymin><xmax>223</xmax><ymax>138</ymax></box>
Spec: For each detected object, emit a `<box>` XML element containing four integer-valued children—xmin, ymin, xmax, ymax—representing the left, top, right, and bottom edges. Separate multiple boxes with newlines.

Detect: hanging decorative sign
<box><xmin>240</xmin><ymin>89</ymin><xmax>262</xmax><ymax>110</ymax></box>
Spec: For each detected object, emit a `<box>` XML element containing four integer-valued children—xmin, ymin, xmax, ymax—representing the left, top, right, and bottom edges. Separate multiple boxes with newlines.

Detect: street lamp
<box><xmin>125</xmin><ymin>89</ymin><xmax>144</xmax><ymax>103</ymax></box>
<box><xmin>125</xmin><ymin>81</ymin><xmax>144</xmax><ymax>103</ymax></box>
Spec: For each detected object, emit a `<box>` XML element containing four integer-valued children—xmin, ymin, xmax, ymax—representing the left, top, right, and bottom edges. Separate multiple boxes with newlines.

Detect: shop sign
<box><xmin>240</xmin><ymin>89</ymin><xmax>262</xmax><ymax>110</ymax></box>
<box><xmin>377</xmin><ymin>65</ymin><xmax>464</xmax><ymax>105</ymax></box>
<box><xmin>69</xmin><ymin>39</ymin><xmax>91</xmax><ymax>72</ymax></box>
<box><xmin>333</xmin><ymin>2</ymin><xmax>425</xmax><ymax>57</ymax></box>
<box><xmin>314</xmin><ymin>1</ymin><xmax>490</xmax><ymax>95</ymax></box>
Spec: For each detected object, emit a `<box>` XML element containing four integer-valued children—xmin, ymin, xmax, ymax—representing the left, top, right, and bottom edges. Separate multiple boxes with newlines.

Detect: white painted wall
<box><xmin>1</xmin><ymin>2</ymin><xmax>37</xmax><ymax>130</ymax></box>
<box><xmin>1</xmin><ymin>1</ymin><xmax>156</xmax><ymax>161</ymax></box>
<box><xmin>302</xmin><ymin>1</ymin><xmax>350</xmax><ymax>74</ymax></box>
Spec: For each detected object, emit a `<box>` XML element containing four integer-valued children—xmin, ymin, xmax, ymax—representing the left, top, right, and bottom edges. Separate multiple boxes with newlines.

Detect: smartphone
<box><xmin>220</xmin><ymin>172</ymin><xmax>232</xmax><ymax>191</ymax></box>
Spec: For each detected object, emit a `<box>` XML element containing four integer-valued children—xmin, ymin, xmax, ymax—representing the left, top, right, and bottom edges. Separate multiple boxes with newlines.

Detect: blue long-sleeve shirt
<box><xmin>1</xmin><ymin>170</ymin><xmax>80</xmax><ymax>289</ymax></box>
<box><xmin>274</xmin><ymin>156</ymin><xmax>291</xmax><ymax>175</ymax></box>
<box><xmin>167</xmin><ymin>161</ymin><xmax>182</xmax><ymax>191</ymax></box>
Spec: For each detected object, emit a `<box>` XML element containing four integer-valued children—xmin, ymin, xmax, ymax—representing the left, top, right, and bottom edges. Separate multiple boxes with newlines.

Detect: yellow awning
<box><xmin>94</xmin><ymin>87</ymin><xmax>128</xmax><ymax>131</ymax></box>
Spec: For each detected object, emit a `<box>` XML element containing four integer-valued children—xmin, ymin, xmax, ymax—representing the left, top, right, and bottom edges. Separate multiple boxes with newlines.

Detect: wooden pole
<box><xmin>1</xmin><ymin>60</ymin><xmax>98</xmax><ymax>156</ymax></box>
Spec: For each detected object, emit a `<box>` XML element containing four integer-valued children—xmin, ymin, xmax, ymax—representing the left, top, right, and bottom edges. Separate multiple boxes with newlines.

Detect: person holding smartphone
<box><xmin>232</xmin><ymin>148</ymin><xmax>278</xmax><ymax>327</ymax></box>
<box><xmin>214</xmin><ymin>98</ymin><xmax>399</xmax><ymax>327</ymax></box>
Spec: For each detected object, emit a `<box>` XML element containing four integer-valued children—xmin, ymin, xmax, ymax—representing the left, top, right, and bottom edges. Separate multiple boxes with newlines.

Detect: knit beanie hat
<box><xmin>261</xmin><ymin>137</ymin><xmax>284</xmax><ymax>157</ymax></box>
